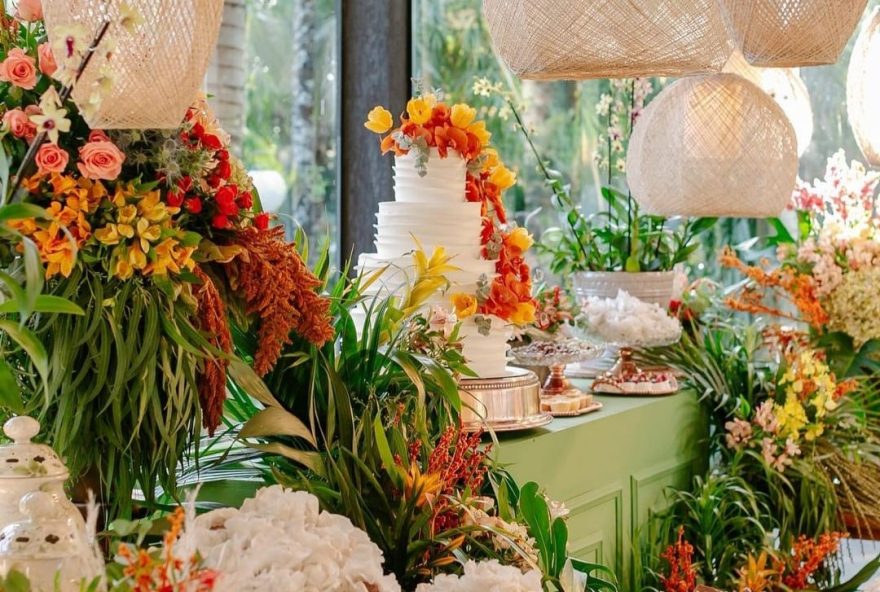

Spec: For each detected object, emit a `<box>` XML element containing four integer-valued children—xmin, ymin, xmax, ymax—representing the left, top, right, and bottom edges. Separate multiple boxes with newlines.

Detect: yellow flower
<box><xmin>450</xmin><ymin>103</ymin><xmax>476</xmax><ymax>128</ymax></box>
<box><xmin>511</xmin><ymin>302</ymin><xmax>536</xmax><ymax>325</ymax></box>
<box><xmin>128</xmin><ymin>243</ymin><xmax>147</xmax><ymax>270</ymax></box>
<box><xmin>94</xmin><ymin>224</ymin><xmax>122</xmax><ymax>245</ymax></box>
<box><xmin>467</xmin><ymin>120</ymin><xmax>491</xmax><ymax>146</ymax></box>
<box><xmin>364</xmin><ymin>106</ymin><xmax>393</xmax><ymax>134</ymax></box>
<box><xmin>804</xmin><ymin>423</ymin><xmax>825</xmax><ymax>442</ymax></box>
<box><xmin>407</xmin><ymin>97</ymin><xmax>432</xmax><ymax>125</ymax></box>
<box><xmin>451</xmin><ymin>293</ymin><xmax>478</xmax><ymax>319</ymax></box>
<box><xmin>506</xmin><ymin>227</ymin><xmax>533</xmax><ymax>254</ymax></box>
<box><xmin>489</xmin><ymin>164</ymin><xmax>517</xmax><ymax>191</ymax></box>
<box><xmin>137</xmin><ymin>190</ymin><xmax>168</xmax><ymax>223</ymax></box>
<box><xmin>775</xmin><ymin>394</ymin><xmax>807</xmax><ymax>440</ymax></box>
<box><xmin>118</xmin><ymin>204</ymin><xmax>137</xmax><ymax>224</ymax></box>
<box><xmin>404</xmin><ymin>465</ymin><xmax>441</xmax><ymax>508</ymax></box>
<box><xmin>482</xmin><ymin>148</ymin><xmax>500</xmax><ymax>170</ymax></box>
<box><xmin>114</xmin><ymin>255</ymin><xmax>133</xmax><ymax>280</ymax></box>
<box><xmin>134</xmin><ymin>218</ymin><xmax>161</xmax><ymax>253</ymax></box>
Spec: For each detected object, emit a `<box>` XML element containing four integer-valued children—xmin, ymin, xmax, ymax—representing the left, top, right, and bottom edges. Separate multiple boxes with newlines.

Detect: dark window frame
<box><xmin>337</xmin><ymin>0</ymin><xmax>413</xmax><ymax>266</ymax></box>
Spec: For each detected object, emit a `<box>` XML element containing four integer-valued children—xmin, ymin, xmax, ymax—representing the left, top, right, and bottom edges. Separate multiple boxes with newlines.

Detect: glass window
<box><xmin>208</xmin><ymin>0</ymin><xmax>338</xmax><ymax>262</ymax></box>
<box><xmin>412</xmin><ymin>0</ymin><xmax>880</xmax><ymax>275</ymax></box>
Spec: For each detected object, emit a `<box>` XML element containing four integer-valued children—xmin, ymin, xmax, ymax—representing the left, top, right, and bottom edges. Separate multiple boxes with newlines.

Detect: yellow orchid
<box><xmin>489</xmin><ymin>164</ymin><xmax>517</xmax><ymax>191</ymax></box>
<box><xmin>118</xmin><ymin>204</ymin><xmax>137</xmax><ymax>224</ymax></box>
<box><xmin>364</xmin><ymin>106</ymin><xmax>393</xmax><ymax>134</ymax></box>
<box><xmin>406</xmin><ymin>97</ymin><xmax>432</xmax><ymax>125</ymax></box>
<box><xmin>451</xmin><ymin>293</ymin><xmax>478</xmax><ymax>319</ymax></box>
<box><xmin>450</xmin><ymin>103</ymin><xmax>476</xmax><ymax>129</ymax></box>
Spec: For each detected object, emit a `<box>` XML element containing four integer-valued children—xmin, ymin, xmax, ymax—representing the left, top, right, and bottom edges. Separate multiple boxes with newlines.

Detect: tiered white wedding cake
<box><xmin>357</xmin><ymin>149</ymin><xmax>511</xmax><ymax>377</ymax></box>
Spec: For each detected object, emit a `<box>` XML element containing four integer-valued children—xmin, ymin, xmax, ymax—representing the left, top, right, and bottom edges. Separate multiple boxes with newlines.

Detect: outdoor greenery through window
<box><xmin>208</xmin><ymin>0</ymin><xmax>338</xmax><ymax>262</ymax></box>
<box><xmin>412</xmin><ymin>0</ymin><xmax>880</xmax><ymax>278</ymax></box>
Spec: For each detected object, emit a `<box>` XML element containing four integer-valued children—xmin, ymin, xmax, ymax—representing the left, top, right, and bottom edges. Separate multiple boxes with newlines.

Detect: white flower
<box><xmin>187</xmin><ymin>486</ymin><xmax>401</xmax><ymax>592</ymax></box>
<box><xmin>416</xmin><ymin>560</ymin><xmax>542</xmax><ymax>592</ymax></box>
<box><xmin>30</xmin><ymin>88</ymin><xmax>71</xmax><ymax>144</ymax></box>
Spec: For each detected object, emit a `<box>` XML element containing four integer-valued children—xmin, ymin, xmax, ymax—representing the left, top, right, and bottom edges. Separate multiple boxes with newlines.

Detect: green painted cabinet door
<box><xmin>494</xmin><ymin>389</ymin><xmax>707</xmax><ymax>590</ymax></box>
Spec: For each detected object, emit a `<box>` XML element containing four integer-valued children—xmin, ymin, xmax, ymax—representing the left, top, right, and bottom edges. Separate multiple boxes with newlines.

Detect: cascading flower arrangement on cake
<box><xmin>363</xmin><ymin>90</ymin><xmax>536</xmax><ymax>377</ymax></box>
<box><xmin>0</xmin><ymin>3</ymin><xmax>333</xmax><ymax>518</ymax></box>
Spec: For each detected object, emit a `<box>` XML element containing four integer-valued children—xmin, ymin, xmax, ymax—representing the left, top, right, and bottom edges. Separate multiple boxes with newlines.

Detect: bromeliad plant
<box><xmin>0</xmin><ymin>8</ymin><xmax>333</xmax><ymax>519</ymax></box>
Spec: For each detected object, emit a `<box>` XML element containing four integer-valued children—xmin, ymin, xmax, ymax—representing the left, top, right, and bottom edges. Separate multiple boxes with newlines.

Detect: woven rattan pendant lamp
<box><xmin>482</xmin><ymin>0</ymin><xmax>733</xmax><ymax>80</ymax></box>
<box><xmin>719</xmin><ymin>0</ymin><xmax>868</xmax><ymax>67</ymax></box>
<box><xmin>43</xmin><ymin>0</ymin><xmax>224</xmax><ymax>129</ymax></box>
<box><xmin>626</xmin><ymin>74</ymin><xmax>798</xmax><ymax>218</ymax></box>
<box><xmin>847</xmin><ymin>7</ymin><xmax>880</xmax><ymax>167</ymax></box>
<box><xmin>723</xmin><ymin>52</ymin><xmax>813</xmax><ymax>156</ymax></box>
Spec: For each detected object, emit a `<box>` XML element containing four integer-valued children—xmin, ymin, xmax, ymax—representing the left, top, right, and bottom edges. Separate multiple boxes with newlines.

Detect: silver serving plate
<box><xmin>459</xmin><ymin>367</ymin><xmax>550</xmax><ymax>432</ymax></box>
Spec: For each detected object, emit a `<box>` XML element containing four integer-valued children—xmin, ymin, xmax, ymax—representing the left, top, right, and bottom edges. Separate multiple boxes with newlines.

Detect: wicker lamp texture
<box><xmin>719</xmin><ymin>0</ymin><xmax>868</xmax><ymax>67</ymax></box>
<box><xmin>723</xmin><ymin>51</ymin><xmax>813</xmax><ymax>156</ymax></box>
<box><xmin>482</xmin><ymin>0</ymin><xmax>733</xmax><ymax>80</ymax></box>
<box><xmin>43</xmin><ymin>0</ymin><xmax>224</xmax><ymax>129</ymax></box>
<box><xmin>848</xmin><ymin>7</ymin><xmax>880</xmax><ymax>167</ymax></box>
<box><xmin>626</xmin><ymin>73</ymin><xmax>798</xmax><ymax>218</ymax></box>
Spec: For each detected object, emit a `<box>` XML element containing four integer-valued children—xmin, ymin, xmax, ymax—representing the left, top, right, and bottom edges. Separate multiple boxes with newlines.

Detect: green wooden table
<box><xmin>494</xmin><ymin>387</ymin><xmax>707</xmax><ymax>589</ymax></box>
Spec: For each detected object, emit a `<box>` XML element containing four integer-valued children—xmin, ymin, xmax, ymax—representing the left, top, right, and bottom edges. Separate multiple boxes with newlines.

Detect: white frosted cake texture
<box><xmin>356</xmin><ymin>148</ymin><xmax>511</xmax><ymax>378</ymax></box>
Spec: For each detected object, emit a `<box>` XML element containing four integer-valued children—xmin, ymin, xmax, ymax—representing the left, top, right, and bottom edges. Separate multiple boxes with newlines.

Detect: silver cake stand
<box><xmin>590</xmin><ymin>334</ymin><xmax>681</xmax><ymax>396</ymax></box>
<box><xmin>459</xmin><ymin>367</ymin><xmax>550</xmax><ymax>432</ymax></box>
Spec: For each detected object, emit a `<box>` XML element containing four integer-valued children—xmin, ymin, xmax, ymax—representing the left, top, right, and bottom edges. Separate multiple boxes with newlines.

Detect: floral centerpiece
<box><xmin>0</xmin><ymin>4</ymin><xmax>333</xmax><ymax>519</ymax></box>
<box><xmin>723</xmin><ymin>150</ymin><xmax>880</xmax><ymax>366</ymax></box>
<box><xmin>364</xmin><ymin>90</ymin><xmax>537</xmax><ymax>332</ymax></box>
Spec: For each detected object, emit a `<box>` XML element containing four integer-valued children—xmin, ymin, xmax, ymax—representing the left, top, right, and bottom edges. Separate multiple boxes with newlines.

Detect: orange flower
<box><xmin>364</xmin><ymin>106</ymin><xmax>393</xmax><ymax>134</ymax></box>
<box><xmin>451</xmin><ymin>292</ymin><xmax>477</xmax><ymax>318</ymax></box>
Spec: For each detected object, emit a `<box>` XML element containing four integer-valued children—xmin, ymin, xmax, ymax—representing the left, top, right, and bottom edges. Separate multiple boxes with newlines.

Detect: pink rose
<box><xmin>77</xmin><ymin>140</ymin><xmax>125</xmax><ymax>180</ymax></box>
<box><xmin>15</xmin><ymin>0</ymin><xmax>42</xmax><ymax>22</ymax></box>
<box><xmin>88</xmin><ymin>130</ymin><xmax>110</xmax><ymax>143</ymax></box>
<box><xmin>35</xmin><ymin>142</ymin><xmax>68</xmax><ymax>173</ymax></box>
<box><xmin>37</xmin><ymin>43</ymin><xmax>55</xmax><ymax>77</ymax></box>
<box><xmin>3</xmin><ymin>108</ymin><xmax>36</xmax><ymax>140</ymax></box>
<box><xmin>0</xmin><ymin>48</ymin><xmax>37</xmax><ymax>90</ymax></box>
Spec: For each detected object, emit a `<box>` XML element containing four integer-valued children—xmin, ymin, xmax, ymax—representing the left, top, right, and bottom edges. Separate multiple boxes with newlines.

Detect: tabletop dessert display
<box><xmin>581</xmin><ymin>290</ymin><xmax>682</xmax><ymax>395</ymax></box>
<box><xmin>510</xmin><ymin>339</ymin><xmax>604</xmax><ymax>416</ymax></box>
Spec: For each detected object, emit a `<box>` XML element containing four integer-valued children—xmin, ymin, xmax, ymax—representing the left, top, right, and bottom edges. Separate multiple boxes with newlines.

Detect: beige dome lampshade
<box><xmin>718</xmin><ymin>0</ymin><xmax>868</xmax><ymax>67</ymax></box>
<box><xmin>723</xmin><ymin>51</ymin><xmax>813</xmax><ymax>156</ymax></box>
<box><xmin>626</xmin><ymin>74</ymin><xmax>799</xmax><ymax>218</ymax></box>
<box><xmin>847</xmin><ymin>7</ymin><xmax>880</xmax><ymax>167</ymax></box>
<box><xmin>482</xmin><ymin>0</ymin><xmax>733</xmax><ymax>80</ymax></box>
<box><xmin>43</xmin><ymin>0</ymin><xmax>224</xmax><ymax>129</ymax></box>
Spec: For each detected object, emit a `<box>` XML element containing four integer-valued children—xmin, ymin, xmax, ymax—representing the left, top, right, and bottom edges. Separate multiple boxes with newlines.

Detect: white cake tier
<box><xmin>394</xmin><ymin>149</ymin><xmax>467</xmax><ymax>204</ymax></box>
<box><xmin>458</xmin><ymin>316</ymin><xmax>512</xmax><ymax>378</ymax></box>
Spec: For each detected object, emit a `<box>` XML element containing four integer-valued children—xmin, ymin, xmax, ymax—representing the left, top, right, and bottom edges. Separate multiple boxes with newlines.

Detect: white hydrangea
<box><xmin>186</xmin><ymin>485</ymin><xmax>401</xmax><ymax>592</ymax></box>
<box><xmin>415</xmin><ymin>560</ymin><xmax>543</xmax><ymax>592</ymax></box>
<box><xmin>582</xmin><ymin>290</ymin><xmax>681</xmax><ymax>346</ymax></box>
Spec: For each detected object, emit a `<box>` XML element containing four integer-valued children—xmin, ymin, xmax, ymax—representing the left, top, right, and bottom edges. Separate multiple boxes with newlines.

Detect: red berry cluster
<box><xmin>169</xmin><ymin>110</ymin><xmax>271</xmax><ymax>232</ymax></box>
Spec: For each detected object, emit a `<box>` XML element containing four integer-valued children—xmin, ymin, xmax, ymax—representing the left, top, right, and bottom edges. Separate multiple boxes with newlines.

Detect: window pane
<box><xmin>209</xmin><ymin>0</ymin><xmax>338</xmax><ymax>261</ymax></box>
<box><xmin>412</xmin><ymin>0</ymin><xmax>880</xmax><ymax>275</ymax></box>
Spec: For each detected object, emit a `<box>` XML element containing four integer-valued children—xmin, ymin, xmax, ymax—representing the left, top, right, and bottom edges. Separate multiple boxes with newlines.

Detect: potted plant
<box><xmin>508</xmin><ymin>80</ymin><xmax>716</xmax><ymax>308</ymax></box>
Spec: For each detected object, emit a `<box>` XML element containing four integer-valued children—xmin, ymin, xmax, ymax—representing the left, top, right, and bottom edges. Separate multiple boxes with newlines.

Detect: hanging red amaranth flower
<box><xmin>193</xmin><ymin>267</ymin><xmax>232</xmax><ymax>435</ymax></box>
<box><xmin>222</xmin><ymin>226</ymin><xmax>334</xmax><ymax>375</ymax></box>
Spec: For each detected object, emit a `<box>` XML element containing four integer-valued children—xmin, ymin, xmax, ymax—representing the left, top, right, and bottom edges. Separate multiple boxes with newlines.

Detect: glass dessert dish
<box><xmin>511</xmin><ymin>339</ymin><xmax>605</xmax><ymax>416</ymax></box>
<box><xmin>591</xmin><ymin>334</ymin><xmax>681</xmax><ymax>395</ymax></box>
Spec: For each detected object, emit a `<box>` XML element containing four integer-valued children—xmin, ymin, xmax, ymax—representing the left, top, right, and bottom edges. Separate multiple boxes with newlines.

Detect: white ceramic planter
<box><xmin>572</xmin><ymin>270</ymin><xmax>676</xmax><ymax>308</ymax></box>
